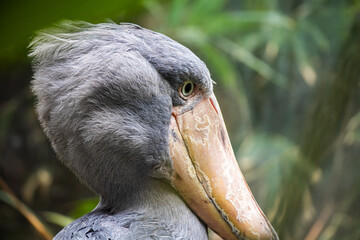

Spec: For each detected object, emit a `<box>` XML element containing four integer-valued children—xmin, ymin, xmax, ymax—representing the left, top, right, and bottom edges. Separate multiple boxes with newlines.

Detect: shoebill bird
<box><xmin>30</xmin><ymin>22</ymin><xmax>278</xmax><ymax>240</ymax></box>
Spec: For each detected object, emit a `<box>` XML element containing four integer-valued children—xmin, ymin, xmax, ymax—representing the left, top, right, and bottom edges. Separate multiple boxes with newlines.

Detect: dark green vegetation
<box><xmin>1</xmin><ymin>0</ymin><xmax>359</xmax><ymax>239</ymax></box>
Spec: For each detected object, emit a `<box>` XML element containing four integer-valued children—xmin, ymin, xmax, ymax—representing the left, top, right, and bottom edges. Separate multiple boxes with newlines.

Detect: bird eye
<box><xmin>180</xmin><ymin>81</ymin><xmax>195</xmax><ymax>98</ymax></box>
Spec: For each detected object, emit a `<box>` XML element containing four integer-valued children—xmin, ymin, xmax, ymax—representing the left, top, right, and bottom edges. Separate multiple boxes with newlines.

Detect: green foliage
<box><xmin>42</xmin><ymin>211</ymin><xmax>74</xmax><ymax>228</ymax></box>
<box><xmin>68</xmin><ymin>197</ymin><xmax>99</xmax><ymax>219</ymax></box>
<box><xmin>0</xmin><ymin>0</ymin><xmax>143</xmax><ymax>65</ymax></box>
<box><xmin>141</xmin><ymin>1</ymin><xmax>360</xmax><ymax>239</ymax></box>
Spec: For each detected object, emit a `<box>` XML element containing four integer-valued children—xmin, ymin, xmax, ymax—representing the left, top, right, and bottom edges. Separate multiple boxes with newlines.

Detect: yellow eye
<box><xmin>181</xmin><ymin>81</ymin><xmax>195</xmax><ymax>98</ymax></box>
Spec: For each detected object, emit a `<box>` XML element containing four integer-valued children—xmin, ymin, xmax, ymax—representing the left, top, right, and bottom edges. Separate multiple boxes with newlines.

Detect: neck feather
<box><xmin>97</xmin><ymin>179</ymin><xmax>208</xmax><ymax>239</ymax></box>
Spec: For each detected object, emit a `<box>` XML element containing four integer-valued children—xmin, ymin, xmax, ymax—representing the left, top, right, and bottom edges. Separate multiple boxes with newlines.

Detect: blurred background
<box><xmin>1</xmin><ymin>0</ymin><xmax>359</xmax><ymax>239</ymax></box>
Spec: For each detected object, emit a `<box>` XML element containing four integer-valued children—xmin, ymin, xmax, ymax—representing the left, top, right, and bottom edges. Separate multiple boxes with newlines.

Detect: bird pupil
<box><xmin>185</xmin><ymin>83</ymin><xmax>191</xmax><ymax>93</ymax></box>
<box><xmin>184</xmin><ymin>82</ymin><xmax>192</xmax><ymax>94</ymax></box>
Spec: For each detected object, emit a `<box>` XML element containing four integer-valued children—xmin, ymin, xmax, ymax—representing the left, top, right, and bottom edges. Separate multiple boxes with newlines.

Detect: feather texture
<box><xmin>29</xmin><ymin>21</ymin><xmax>212</xmax><ymax>239</ymax></box>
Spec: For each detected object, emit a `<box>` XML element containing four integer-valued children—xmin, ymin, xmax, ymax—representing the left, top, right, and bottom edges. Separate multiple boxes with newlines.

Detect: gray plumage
<box><xmin>54</xmin><ymin>181</ymin><xmax>207</xmax><ymax>239</ymax></box>
<box><xmin>29</xmin><ymin>21</ymin><xmax>212</xmax><ymax>239</ymax></box>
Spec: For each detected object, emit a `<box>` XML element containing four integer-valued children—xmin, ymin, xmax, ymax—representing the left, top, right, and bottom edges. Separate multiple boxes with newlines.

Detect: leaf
<box><xmin>174</xmin><ymin>26</ymin><xmax>209</xmax><ymax>46</ymax></box>
<box><xmin>168</xmin><ymin>0</ymin><xmax>190</xmax><ymax>26</ymax></box>
<box><xmin>42</xmin><ymin>211</ymin><xmax>74</xmax><ymax>227</ymax></box>
<box><xmin>217</xmin><ymin>38</ymin><xmax>287</xmax><ymax>87</ymax></box>
<box><xmin>198</xmin><ymin>44</ymin><xmax>237</xmax><ymax>88</ymax></box>
<box><xmin>229</xmin><ymin>11</ymin><xmax>295</xmax><ymax>30</ymax></box>
<box><xmin>0</xmin><ymin>188</ymin><xmax>53</xmax><ymax>239</ymax></box>
<box><xmin>188</xmin><ymin>0</ymin><xmax>225</xmax><ymax>24</ymax></box>
<box><xmin>68</xmin><ymin>197</ymin><xmax>99</xmax><ymax>219</ymax></box>
<box><xmin>0</xmin><ymin>189</ymin><xmax>13</xmax><ymax>206</ymax></box>
<box><xmin>240</xmin><ymin>31</ymin><xmax>270</xmax><ymax>52</ymax></box>
<box><xmin>300</xmin><ymin>21</ymin><xmax>330</xmax><ymax>51</ymax></box>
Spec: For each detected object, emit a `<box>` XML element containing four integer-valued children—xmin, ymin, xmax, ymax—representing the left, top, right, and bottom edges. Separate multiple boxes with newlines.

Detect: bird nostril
<box><xmin>209</xmin><ymin>98</ymin><xmax>218</xmax><ymax>114</ymax></box>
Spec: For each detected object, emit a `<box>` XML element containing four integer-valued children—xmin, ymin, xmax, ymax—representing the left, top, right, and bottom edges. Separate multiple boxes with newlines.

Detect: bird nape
<box><xmin>29</xmin><ymin>21</ymin><xmax>278</xmax><ymax>240</ymax></box>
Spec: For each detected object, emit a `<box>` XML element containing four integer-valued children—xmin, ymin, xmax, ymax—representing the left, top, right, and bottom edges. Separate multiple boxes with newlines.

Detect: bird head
<box><xmin>30</xmin><ymin>22</ymin><xmax>278</xmax><ymax>240</ymax></box>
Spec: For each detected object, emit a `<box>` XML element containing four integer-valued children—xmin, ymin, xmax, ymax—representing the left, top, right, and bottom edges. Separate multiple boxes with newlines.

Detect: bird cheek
<box><xmin>147</xmin><ymin>159</ymin><xmax>173</xmax><ymax>182</ymax></box>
